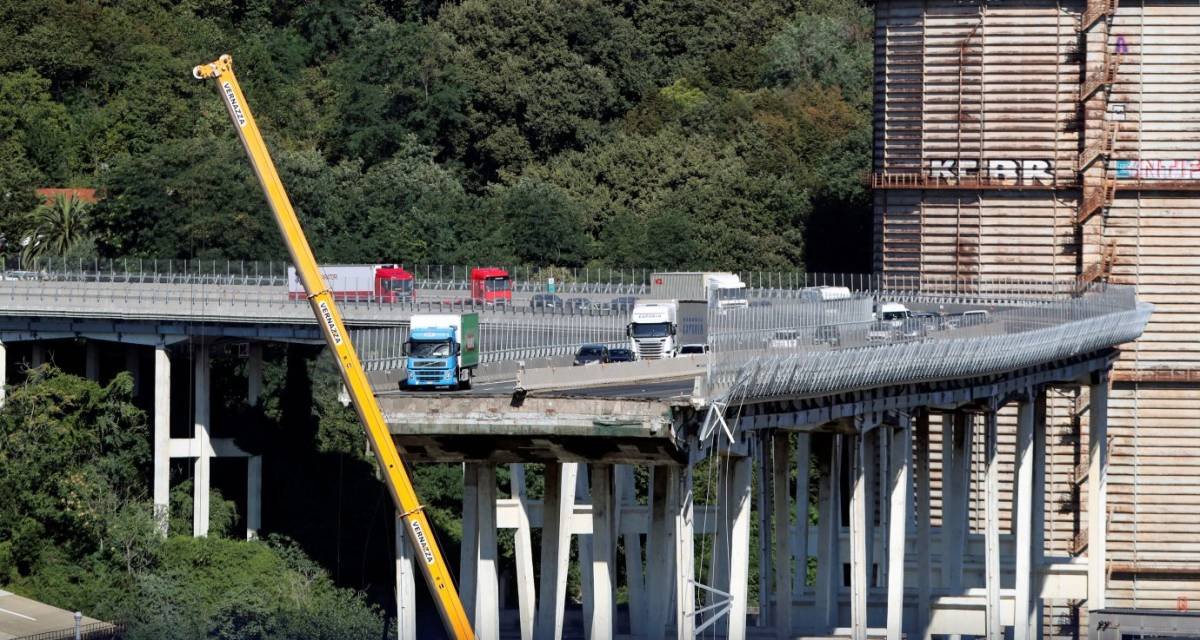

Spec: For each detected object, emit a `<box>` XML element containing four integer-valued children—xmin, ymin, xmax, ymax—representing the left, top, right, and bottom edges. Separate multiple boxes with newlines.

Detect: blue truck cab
<box><xmin>404</xmin><ymin>313</ymin><xmax>480</xmax><ymax>390</ymax></box>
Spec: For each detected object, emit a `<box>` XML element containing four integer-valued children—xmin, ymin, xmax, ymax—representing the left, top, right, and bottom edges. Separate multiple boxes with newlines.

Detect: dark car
<box><xmin>610</xmin><ymin>296</ymin><xmax>637</xmax><ymax>312</ymax></box>
<box><xmin>530</xmin><ymin>293</ymin><xmax>563</xmax><ymax>309</ymax></box>
<box><xmin>679</xmin><ymin>344</ymin><xmax>709</xmax><ymax>355</ymax></box>
<box><xmin>608</xmin><ymin>348</ymin><xmax>635</xmax><ymax>362</ymax></box>
<box><xmin>573</xmin><ymin>344</ymin><xmax>610</xmax><ymax>366</ymax></box>
<box><xmin>565</xmin><ymin>297</ymin><xmax>592</xmax><ymax>311</ymax></box>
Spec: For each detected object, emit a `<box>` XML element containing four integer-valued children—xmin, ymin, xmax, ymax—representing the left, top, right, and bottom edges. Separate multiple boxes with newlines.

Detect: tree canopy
<box><xmin>0</xmin><ymin>0</ymin><xmax>873</xmax><ymax>273</ymax></box>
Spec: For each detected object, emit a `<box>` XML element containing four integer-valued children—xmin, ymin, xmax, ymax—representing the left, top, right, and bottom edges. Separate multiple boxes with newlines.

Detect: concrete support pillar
<box><xmin>247</xmin><ymin>456</ymin><xmax>262</xmax><ymax>540</ymax></box>
<box><xmin>792</xmin><ymin>433</ymin><xmax>811</xmax><ymax>597</ymax></box>
<box><xmin>876</xmin><ymin>425</ymin><xmax>890</xmax><ymax>588</ymax></box>
<box><xmin>85</xmin><ymin>342</ymin><xmax>99</xmax><ymax>381</ymax></box>
<box><xmin>1032</xmin><ymin>390</ymin><xmax>1047</xmax><ymax>638</ymax></box>
<box><xmin>510</xmin><ymin>464</ymin><xmax>536</xmax><ymax>640</ymax></box>
<box><xmin>125</xmin><ymin>348</ymin><xmax>140</xmax><ymax>396</ymax></box>
<box><xmin>886</xmin><ymin>419</ymin><xmax>912</xmax><ymax>640</ymax></box>
<box><xmin>577</xmin><ymin>467</ymin><xmax>594</xmax><ymax>638</ymax></box>
<box><xmin>773</xmin><ymin>433</ymin><xmax>793</xmax><ymax>633</ymax></box>
<box><xmin>193</xmin><ymin>343</ymin><xmax>211</xmax><ymax>538</ymax></box>
<box><xmin>31</xmin><ymin>343</ymin><xmax>45</xmax><ymax>367</ymax></box>
<box><xmin>1088</xmin><ymin>373</ymin><xmax>1110</xmax><ymax>611</ymax></box>
<box><xmin>588</xmin><ymin>464</ymin><xmax>615</xmax><ymax>640</ymax></box>
<box><xmin>153</xmin><ymin>344</ymin><xmax>170</xmax><ymax>535</ymax></box>
<box><xmin>984</xmin><ymin>407</ymin><xmax>1002</xmax><ymax>640</ymax></box>
<box><xmin>647</xmin><ymin>465</ymin><xmax>678</xmax><ymax>638</ymax></box>
<box><xmin>460</xmin><ymin>464</ymin><xmax>479</xmax><ymax>624</ymax></box>
<box><xmin>816</xmin><ymin>434</ymin><xmax>842</xmax><ymax>630</ymax></box>
<box><xmin>724</xmin><ymin>454</ymin><xmax>752</xmax><ymax>640</ymax></box>
<box><xmin>915</xmin><ymin>412</ymin><xmax>932</xmax><ymax>640</ymax></box>
<box><xmin>535</xmin><ymin>462</ymin><xmax>577</xmax><ymax>640</ymax></box>
<box><xmin>247</xmin><ymin>343</ymin><xmax>263</xmax><ymax>406</ymax></box>
<box><xmin>755</xmin><ymin>435</ymin><xmax>774</xmax><ymax>627</ymax></box>
<box><xmin>674</xmin><ymin>463</ymin><xmax>696</xmax><ymax>640</ymax></box>
<box><xmin>395</xmin><ymin>514</ymin><xmax>416</xmax><ymax>640</ymax></box>
<box><xmin>943</xmin><ymin>412</ymin><xmax>973</xmax><ymax>591</ymax></box>
<box><xmin>850</xmin><ymin>431</ymin><xmax>869</xmax><ymax>640</ymax></box>
<box><xmin>1015</xmin><ymin>393</ymin><xmax>1036</xmax><ymax>640</ymax></box>
<box><xmin>0</xmin><ymin>340</ymin><xmax>7</xmax><ymax>408</ymax></box>
<box><xmin>616</xmin><ymin>466</ymin><xmax>646</xmax><ymax>638</ymax></box>
<box><xmin>475</xmin><ymin>464</ymin><xmax>499</xmax><ymax>637</ymax></box>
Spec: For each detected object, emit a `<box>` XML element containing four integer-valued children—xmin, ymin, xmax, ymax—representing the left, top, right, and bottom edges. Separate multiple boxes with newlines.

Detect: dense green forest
<box><xmin>0</xmin><ymin>0</ymin><xmax>873</xmax><ymax>272</ymax></box>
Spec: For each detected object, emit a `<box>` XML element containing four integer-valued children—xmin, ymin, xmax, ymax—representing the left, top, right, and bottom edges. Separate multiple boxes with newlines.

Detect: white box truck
<box><xmin>627</xmin><ymin>299</ymin><xmax>708</xmax><ymax>359</ymax></box>
<box><xmin>650</xmin><ymin>272</ymin><xmax>747</xmax><ymax>309</ymax></box>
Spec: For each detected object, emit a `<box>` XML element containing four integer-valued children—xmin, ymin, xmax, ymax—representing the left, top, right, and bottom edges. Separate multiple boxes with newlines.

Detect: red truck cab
<box><xmin>470</xmin><ymin>267</ymin><xmax>512</xmax><ymax>304</ymax></box>
<box><xmin>374</xmin><ymin>265</ymin><xmax>416</xmax><ymax>302</ymax></box>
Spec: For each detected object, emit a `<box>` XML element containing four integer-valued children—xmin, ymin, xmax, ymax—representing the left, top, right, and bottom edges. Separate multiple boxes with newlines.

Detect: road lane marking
<box><xmin>0</xmin><ymin>606</ymin><xmax>36</xmax><ymax>621</ymax></box>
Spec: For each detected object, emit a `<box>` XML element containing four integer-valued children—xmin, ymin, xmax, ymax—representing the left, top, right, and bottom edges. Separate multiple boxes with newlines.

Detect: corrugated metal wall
<box><xmin>874</xmin><ymin>0</ymin><xmax>1200</xmax><ymax>634</ymax></box>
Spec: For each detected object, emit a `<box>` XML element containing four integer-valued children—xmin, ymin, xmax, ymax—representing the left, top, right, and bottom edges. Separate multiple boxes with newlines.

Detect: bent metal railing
<box><xmin>707</xmin><ymin>284</ymin><xmax>1150</xmax><ymax>401</ymax></box>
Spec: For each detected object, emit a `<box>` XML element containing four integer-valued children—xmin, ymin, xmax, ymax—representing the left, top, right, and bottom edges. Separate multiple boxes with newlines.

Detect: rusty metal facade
<box><xmin>873</xmin><ymin>0</ymin><xmax>1200</xmax><ymax>632</ymax></box>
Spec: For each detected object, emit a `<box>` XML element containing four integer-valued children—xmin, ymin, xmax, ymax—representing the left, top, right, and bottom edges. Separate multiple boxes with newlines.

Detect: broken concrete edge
<box><xmin>515</xmin><ymin>355</ymin><xmax>708</xmax><ymax>392</ymax></box>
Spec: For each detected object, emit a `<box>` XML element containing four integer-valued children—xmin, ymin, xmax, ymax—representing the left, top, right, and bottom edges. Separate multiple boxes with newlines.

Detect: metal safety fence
<box><xmin>707</xmin><ymin>284</ymin><xmax>1151</xmax><ymax>401</ymax></box>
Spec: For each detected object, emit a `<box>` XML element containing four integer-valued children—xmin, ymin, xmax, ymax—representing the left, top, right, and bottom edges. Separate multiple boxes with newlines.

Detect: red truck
<box><xmin>469</xmin><ymin>267</ymin><xmax>512</xmax><ymax>305</ymax></box>
<box><xmin>288</xmin><ymin>264</ymin><xmax>415</xmax><ymax>302</ymax></box>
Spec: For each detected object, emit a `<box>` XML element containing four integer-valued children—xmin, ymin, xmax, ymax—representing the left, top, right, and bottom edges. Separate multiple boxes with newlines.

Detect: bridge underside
<box><xmin>381</xmin><ymin>394</ymin><xmax>690</xmax><ymax>464</ymax></box>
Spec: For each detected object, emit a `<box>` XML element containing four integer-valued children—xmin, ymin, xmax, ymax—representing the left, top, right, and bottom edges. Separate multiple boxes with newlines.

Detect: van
<box><xmin>800</xmin><ymin>286</ymin><xmax>852</xmax><ymax>303</ymax></box>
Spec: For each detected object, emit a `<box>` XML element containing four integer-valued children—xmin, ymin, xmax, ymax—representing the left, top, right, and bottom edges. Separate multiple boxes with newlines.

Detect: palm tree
<box><xmin>21</xmin><ymin>193</ymin><xmax>93</xmax><ymax>262</ymax></box>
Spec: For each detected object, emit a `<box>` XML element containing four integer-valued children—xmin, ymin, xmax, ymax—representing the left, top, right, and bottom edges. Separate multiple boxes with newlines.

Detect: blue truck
<box><xmin>404</xmin><ymin>313</ymin><xmax>481</xmax><ymax>390</ymax></box>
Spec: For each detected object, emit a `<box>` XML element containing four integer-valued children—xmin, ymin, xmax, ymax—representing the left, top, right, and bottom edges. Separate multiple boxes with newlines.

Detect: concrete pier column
<box><xmin>647</xmin><ymin>465</ymin><xmax>677</xmax><ymax>637</ymax></box>
<box><xmin>395</xmin><ymin>514</ymin><xmax>416</xmax><ymax>640</ymax></box>
<box><xmin>1014</xmin><ymin>392</ymin><xmax>1036</xmax><ymax>640</ymax></box>
<box><xmin>943</xmin><ymin>411</ymin><xmax>973</xmax><ymax>592</ymax></box>
<box><xmin>577</xmin><ymin>467</ymin><xmax>594</xmax><ymax>638</ymax></box>
<box><xmin>1032</xmin><ymin>390</ymin><xmax>1047</xmax><ymax>637</ymax></box>
<box><xmin>816</xmin><ymin>434</ymin><xmax>842</xmax><ymax>630</ymax></box>
<box><xmin>984</xmin><ymin>407</ymin><xmax>1001</xmax><ymax>640</ymax></box>
<box><xmin>886</xmin><ymin>419</ymin><xmax>912</xmax><ymax>640</ymax></box>
<box><xmin>792</xmin><ymin>433</ymin><xmax>811</xmax><ymax>596</ymax></box>
<box><xmin>460</xmin><ymin>464</ymin><xmax>479</xmax><ymax>624</ymax></box>
<box><xmin>725</xmin><ymin>454</ymin><xmax>752</xmax><ymax>640</ymax></box>
<box><xmin>1088</xmin><ymin>372</ymin><xmax>1110</xmax><ymax>611</ymax></box>
<box><xmin>193</xmin><ymin>343</ymin><xmax>211</xmax><ymax>538</ymax></box>
<box><xmin>616</xmin><ymin>465</ymin><xmax>646</xmax><ymax>638</ymax></box>
<box><xmin>535</xmin><ymin>463</ymin><xmax>577</xmax><ymax>640</ymax></box>
<box><xmin>153</xmin><ymin>343</ymin><xmax>170</xmax><ymax>535</ymax></box>
<box><xmin>754</xmin><ymin>436</ymin><xmax>773</xmax><ymax>628</ymax></box>
<box><xmin>674</xmin><ymin>463</ymin><xmax>696</xmax><ymax>640</ymax></box>
<box><xmin>772</xmin><ymin>432</ymin><xmax>793</xmax><ymax>632</ymax></box>
<box><xmin>588</xmin><ymin>464</ymin><xmax>616</xmax><ymax>640</ymax></box>
<box><xmin>85</xmin><ymin>342</ymin><xmax>99</xmax><ymax>381</ymax></box>
<box><xmin>31</xmin><ymin>343</ymin><xmax>45</xmax><ymax>367</ymax></box>
<box><xmin>475</xmin><ymin>464</ymin><xmax>499</xmax><ymax>637</ymax></box>
<box><xmin>850</xmin><ymin>431</ymin><xmax>869</xmax><ymax>640</ymax></box>
<box><xmin>247</xmin><ymin>456</ymin><xmax>262</xmax><ymax>540</ymax></box>
<box><xmin>915</xmin><ymin>411</ymin><xmax>932</xmax><ymax>640</ymax></box>
<box><xmin>510</xmin><ymin>464</ymin><xmax>536</xmax><ymax>640</ymax></box>
<box><xmin>0</xmin><ymin>340</ymin><xmax>7</xmax><ymax>408</ymax></box>
<box><xmin>247</xmin><ymin>343</ymin><xmax>263</xmax><ymax>406</ymax></box>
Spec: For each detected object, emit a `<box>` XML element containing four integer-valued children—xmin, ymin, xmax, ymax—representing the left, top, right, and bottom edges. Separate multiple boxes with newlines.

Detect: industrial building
<box><xmin>873</xmin><ymin>0</ymin><xmax>1200</xmax><ymax>635</ymax></box>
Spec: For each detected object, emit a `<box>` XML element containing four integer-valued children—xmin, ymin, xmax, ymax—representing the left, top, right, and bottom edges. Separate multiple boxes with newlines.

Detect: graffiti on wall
<box><xmin>1115</xmin><ymin>159</ymin><xmax>1200</xmax><ymax>181</ymax></box>
<box><xmin>928</xmin><ymin>159</ymin><xmax>1054</xmax><ymax>184</ymax></box>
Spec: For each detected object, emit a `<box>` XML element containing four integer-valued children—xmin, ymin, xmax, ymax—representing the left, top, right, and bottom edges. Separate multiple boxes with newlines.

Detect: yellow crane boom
<box><xmin>192</xmin><ymin>54</ymin><xmax>475</xmax><ymax>639</ymax></box>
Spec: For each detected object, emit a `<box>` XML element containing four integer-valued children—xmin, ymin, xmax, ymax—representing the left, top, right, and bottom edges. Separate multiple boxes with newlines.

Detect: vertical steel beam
<box><xmin>1088</xmin><ymin>373</ymin><xmax>1109</xmax><ymax>611</ymax></box>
